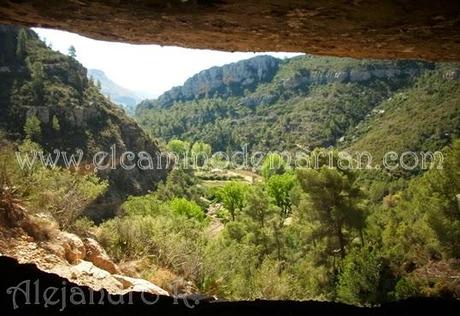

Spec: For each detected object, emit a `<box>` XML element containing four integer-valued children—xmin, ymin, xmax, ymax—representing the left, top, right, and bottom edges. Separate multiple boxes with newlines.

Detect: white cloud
<box><xmin>34</xmin><ymin>28</ymin><xmax>303</xmax><ymax>97</ymax></box>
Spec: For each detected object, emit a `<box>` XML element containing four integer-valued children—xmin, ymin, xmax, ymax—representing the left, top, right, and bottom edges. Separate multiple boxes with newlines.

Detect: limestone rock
<box><xmin>0</xmin><ymin>1</ymin><xmax>459</xmax><ymax>61</ymax></box>
<box><xmin>83</xmin><ymin>238</ymin><xmax>120</xmax><ymax>274</ymax></box>
<box><xmin>113</xmin><ymin>274</ymin><xmax>169</xmax><ymax>296</ymax></box>
<box><xmin>72</xmin><ymin>260</ymin><xmax>112</xmax><ymax>280</ymax></box>
<box><xmin>56</xmin><ymin>232</ymin><xmax>86</xmax><ymax>264</ymax></box>
<box><xmin>148</xmin><ymin>56</ymin><xmax>280</xmax><ymax>108</ymax></box>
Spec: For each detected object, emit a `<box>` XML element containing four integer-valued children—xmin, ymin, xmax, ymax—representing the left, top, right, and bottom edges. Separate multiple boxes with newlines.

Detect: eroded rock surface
<box><xmin>0</xmin><ymin>1</ymin><xmax>459</xmax><ymax>61</ymax></box>
<box><xmin>0</xmin><ymin>206</ymin><xmax>169</xmax><ymax>296</ymax></box>
<box><xmin>83</xmin><ymin>237</ymin><xmax>121</xmax><ymax>274</ymax></box>
<box><xmin>113</xmin><ymin>274</ymin><xmax>170</xmax><ymax>296</ymax></box>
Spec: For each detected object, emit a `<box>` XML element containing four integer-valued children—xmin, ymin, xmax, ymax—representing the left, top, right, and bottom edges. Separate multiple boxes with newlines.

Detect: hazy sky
<box><xmin>34</xmin><ymin>28</ymin><xmax>303</xmax><ymax>98</ymax></box>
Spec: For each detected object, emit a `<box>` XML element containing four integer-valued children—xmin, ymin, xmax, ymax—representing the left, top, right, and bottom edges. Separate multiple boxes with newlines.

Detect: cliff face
<box><xmin>142</xmin><ymin>56</ymin><xmax>280</xmax><ymax>109</ymax></box>
<box><xmin>136</xmin><ymin>54</ymin><xmax>459</xmax><ymax>155</ymax></box>
<box><xmin>0</xmin><ymin>1</ymin><xmax>459</xmax><ymax>61</ymax></box>
<box><xmin>138</xmin><ymin>55</ymin><xmax>433</xmax><ymax>111</ymax></box>
<box><xmin>0</xmin><ymin>25</ymin><xmax>168</xmax><ymax>220</ymax></box>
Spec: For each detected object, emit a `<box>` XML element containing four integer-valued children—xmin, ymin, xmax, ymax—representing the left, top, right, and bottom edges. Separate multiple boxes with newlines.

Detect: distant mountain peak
<box><xmin>88</xmin><ymin>69</ymin><xmax>145</xmax><ymax>114</ymax></box>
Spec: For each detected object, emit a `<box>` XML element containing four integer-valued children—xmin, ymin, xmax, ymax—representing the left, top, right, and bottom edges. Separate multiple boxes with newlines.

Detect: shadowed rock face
<box><xmin>1</xmin><ymin>256</ymin><xmax>460</xmax><ymax>315</ymax></box>
<box><xmin>0</xmin><ymin>1</ymin><xmax>459</xmax><ymax>61</ymax></box>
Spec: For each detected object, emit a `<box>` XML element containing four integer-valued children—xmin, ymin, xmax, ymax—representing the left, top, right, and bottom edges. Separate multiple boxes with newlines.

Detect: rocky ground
<box><xmin>0</xmin><ymin>205</ymin><xmax>168</xmax><ymax>296</ymax></box>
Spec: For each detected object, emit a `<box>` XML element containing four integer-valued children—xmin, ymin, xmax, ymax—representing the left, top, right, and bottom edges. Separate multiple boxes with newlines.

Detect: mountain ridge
<box><xmin>0</xmin><ymin>25</ymin><xmax>168</xmax><ymax>220</ymax></box>
<box><xmin>138</xmin><ymin>55</ymin><xmax>281</xmax><ymax>110</ymax></box>
<box><xmin>136</xmin><ymin>54</ymin><xmax>459</xmax><ymax>158</ymax></box>
<box><xmin>88</xmin><ymin>68</ymin><xmax>152</xmax><ymax>114</ymax></box>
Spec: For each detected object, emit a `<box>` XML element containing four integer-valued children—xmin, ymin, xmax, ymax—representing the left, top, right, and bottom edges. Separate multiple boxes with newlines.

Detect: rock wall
<box><xmin>146</xmin><ymin>55</ymin><xmax>280</xmax><ymax>108</ymax></box>
<box><xmin>0</xmin><ymin>1</ymin><xmax>459</xmax><ymax>61</ymax></box>
<box><xmin>139</xmin><ymin>55</ymin><xmax>433</xmax><ymax>110</ymax></box>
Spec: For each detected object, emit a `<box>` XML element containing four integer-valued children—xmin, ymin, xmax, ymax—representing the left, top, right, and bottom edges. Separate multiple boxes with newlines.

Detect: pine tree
<box><xmin>68</xmin><ymin>45</ymin><xmax>77</xmax><ymax>58</ymax></box>
<box><xmin>24</xmin><ymin>115</ymin><xmax>42</xmax><ymax>141</ymax></box>
<box><xmin>51</xmin><ymin>115</ymin><xmax>60</xmax><ymax>132</ymax></box>
<box><xmin>16</xmin><ymin>28</ymin><xmax>28</xmax><ymax>60</ymax></box>
<box><xmin>297</xmin><ymin>162</ymin><xmax>365</xmax><ymax>259</ymax></box>
<box><xmin>30</xmin><ymin>62</ymin><xmax>45</xmax><ymax>103</ymax></box>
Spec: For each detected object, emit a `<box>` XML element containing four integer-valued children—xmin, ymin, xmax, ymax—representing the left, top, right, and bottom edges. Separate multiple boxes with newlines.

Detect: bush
<box><xmin>249</xmin><ymin>258</ymin><xmax>291</xmax><ymax>299</ymax></box>
<box><xmin>394</xmin><ymin>277</ymin><xmax>420</xmax><ymax>300</ymax></box>
<box><xmin>337</xmin><ymin>247</ymin><xmax>384</xmax><ymax>306</ymax></box>
<box><xmin>31</xmin><ymin>168</ymin><xmax>108</xmax><ymax>229</ymax></box>
<box><xmin>1</xmin><ymin>140</ymin><xmax>108</xmax><ymax>229</ymax></box>
<box><xmin>122</xmin><ymin>194</ymin><xmax>168</xmax><ymax>217</ymax></box>
<box><xmin>168</xmin><ymin>197</ymin><xmax>205</xmax><ymax>222</ymax></box>
<box><xmin>97</xmin><ymin>213</ymin><xmax>206</xmax><ymax>282</ymax></box>
<box><xmin>70</xmin><ymin>216</ymin><xmax>96</xmax><ymax>237</ymax></box>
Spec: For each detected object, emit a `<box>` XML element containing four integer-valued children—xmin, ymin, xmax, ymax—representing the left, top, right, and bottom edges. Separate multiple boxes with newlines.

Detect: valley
<box><xmin>1</xmin><ymin>25</ymin><xmax>459</xmax><ymax>305</ymax></box>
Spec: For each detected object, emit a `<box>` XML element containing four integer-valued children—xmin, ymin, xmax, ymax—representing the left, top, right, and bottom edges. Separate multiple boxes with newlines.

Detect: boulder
<box><xmin>113</xmin><ymin>274</ymin><xmax>169</xmax><ymax>296</ymax></box>
<box><xmin>73</xmin><ymin>260</ymin><xmax>112</xmax><ymax>280</ymax></box>
<box><xmin>56</xmin><ymin>232</ymin><xmax>86</xmax><ymax>264</ymax></box>
<box><xmin>83</xmin><ymin>238</ymin><xmax>120</xmax><ymax>274</ymax></box>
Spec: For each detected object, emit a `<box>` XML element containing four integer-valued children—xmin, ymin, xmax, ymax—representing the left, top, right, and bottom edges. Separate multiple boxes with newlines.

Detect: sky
<box><xmin>34</xmin><ymin>28</ymin><xmax>303</xmax><ymax>98</ymax></box>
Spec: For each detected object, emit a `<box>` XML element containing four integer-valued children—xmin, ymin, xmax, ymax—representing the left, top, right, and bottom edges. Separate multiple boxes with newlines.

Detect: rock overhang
<box><xmin>0</xmin><ymin>0</ymin><xmax>459</xmax><ymax>61</ymax></box>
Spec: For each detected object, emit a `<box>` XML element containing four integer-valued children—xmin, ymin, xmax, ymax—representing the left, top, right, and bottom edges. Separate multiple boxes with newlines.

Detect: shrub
<box><xmin>249</xmin><ymin>258</ymin><xmax>291</xmax><ymax>299</ymax></box>
<box><xmin>31</xmin><ymin>168</ymin><xmax>108</xmax><ymax>229</ymax></box>
<box><xmin>337</xmin><ymin>247</ymin><xmax>384</xmax><ymax>306</ymax></box>
<box><xmin>394</xmin><ymin>277</ymin><xmax>420</xmax><ymax>300</ymax></box>
<box><xmin>97</xmin><ymin>213</ymin><xmax>206</xmax><ymax>282</ymax></box>
<box><xmin>70</xmin><ymin>216</ymin><xmax>96</xmax><ymax>237</ymax></box>
<box><xmin>122</xmin><ymin>194</ymin><xmax>168</xmax><ymax>217</ymax></box>
<box><xmin>1</xmin><ymin>140</ymin><xmax>108</xmax><ymax>229</ymax></box>
<box><xmin>168</xmin><ymin>197</ymin><xmax>205</xmax><ymax>222</ymax></box>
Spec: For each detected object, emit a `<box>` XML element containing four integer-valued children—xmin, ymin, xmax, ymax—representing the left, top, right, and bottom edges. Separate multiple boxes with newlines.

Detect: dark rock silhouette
<box><xmin>0</xmin><ymin>256</ymin><xmax>458</xmax><ymax>316</ymax></box>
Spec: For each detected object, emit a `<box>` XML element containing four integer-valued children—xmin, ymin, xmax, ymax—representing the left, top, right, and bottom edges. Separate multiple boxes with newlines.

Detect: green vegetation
<box><xmin>1</xmin><ymin>25</ymin><xmax>459</xmax><ymax>305</ymax></box>
<box><xmin>0</xmin><ymin>140</ymin><xmax>108</xmax><ymax>230</ymax></box>
<box><xmin>136</xmin><ymin>55</ymin><xmax>459</xmax><ymax>166</ymax></box>
<box><xmin>0</xmin><ymin>26</ymin><xmax>167</xmax><ymax>220</ymax></box>
<box><xmin>216</xmin><ymin>181</ymin><xmax>249</xmax><ymax>221</ymax></box>
<box><xmin>68</xmin><ymin>45</ymin><xmax>77</xmax><ymax>59</ymax></box>
<box><xmin>167</xmin><ymin>139</ymin><xmax>190</xmax><ymax>158</ymax></box>
<box><xmin>345</xmin><ymin>70</ymin><xmax>460</xmax><ymax>165</ymax></box>
<box><xmin>261</xmin><ymin>153</ymin><xmax>288</xmax><ymax>178</ymax></box>
<box><xmin>23</xmin><ymin>115</ymin><xmax>42</xmax><ymax>141</ymax></box>
<box><xmin>91</xmin><ymin>139</ymin><xmax>460</xmax><ymax>303</ymax></box>
<box><xmin>169</xmin><ymin>197</ymin><xmax>206</xmax><ymax>222</ymax></box>
<box><xmin>127</xmin><ymin>56</ymin><xmax>459</xmax><ymax>303</ymax></box>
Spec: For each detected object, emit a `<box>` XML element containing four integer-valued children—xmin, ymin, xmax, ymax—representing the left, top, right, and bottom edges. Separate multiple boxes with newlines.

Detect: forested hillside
<box><xmin>128</xmin><ymin>54</ymin><xmax>460</xmax><ymax>302</ymax></box>
<box><xmin>1</xmin><ymin>25</ymin><xmax>459</xmax><ymax>305</ymax></box>
<box><xmin>136</xmin><ymin>55</ymin><xmax>460</xmax><ymax>157</ymax></box>
<box><xmin>0</xmin><ymin>25</ymin><xmax>168</xmax><ymax>219</ymax></box>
